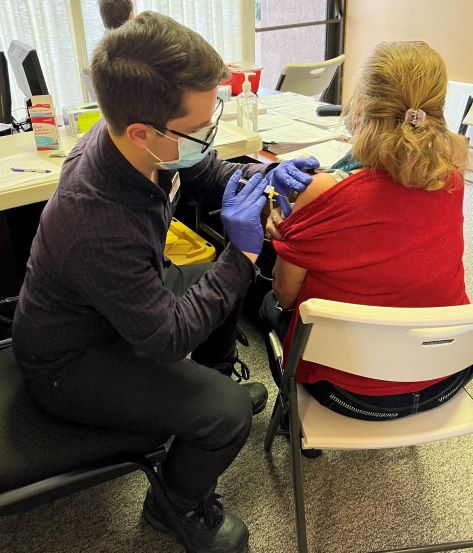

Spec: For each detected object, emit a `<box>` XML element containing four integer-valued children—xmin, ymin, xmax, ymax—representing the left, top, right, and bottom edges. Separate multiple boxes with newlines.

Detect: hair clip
<box><xmin>404</xmin><ymin>108</ymin><xmax>426</xmax><ymax>128</ymax></box>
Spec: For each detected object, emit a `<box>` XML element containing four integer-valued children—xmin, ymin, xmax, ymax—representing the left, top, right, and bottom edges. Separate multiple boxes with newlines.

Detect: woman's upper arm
<box><xmin>272</xmin><ymin>255</ymin><xmax>307</xmax><ymax>307</ymax></box>
<box><xmin>271</xmin><ymin>171</ymin><xmax>338</xmax><ymax>306</ymax></box>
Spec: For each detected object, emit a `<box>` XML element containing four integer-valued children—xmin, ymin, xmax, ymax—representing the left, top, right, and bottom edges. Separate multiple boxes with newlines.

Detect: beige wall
<box><xmin>343</xmin><ymin>0</ymin><xmax>473</xmax><ymax>102</ymax></box>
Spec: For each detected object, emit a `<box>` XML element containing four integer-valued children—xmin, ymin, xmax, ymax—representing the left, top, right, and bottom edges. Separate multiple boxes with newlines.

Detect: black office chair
<box><xmin>0</xmin><ymin>343</ymin><xmax>195</xmax><ymax>552</ymax></box>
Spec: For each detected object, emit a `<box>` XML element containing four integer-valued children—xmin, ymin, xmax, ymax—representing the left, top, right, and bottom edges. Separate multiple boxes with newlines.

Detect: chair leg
<box><xmin>288</xmin><ymin>376</ymin><xmax>309</xmax><ymax>553</ymax></box>
<box><xmin>264</xmin><ymin>395</ymin><xmax>286</xmax><ymax>452</ymax></box>
<box><xmin>368</xmin><ymin>539</ymin><xmax>473</xmax><ymax>553</ymax></box>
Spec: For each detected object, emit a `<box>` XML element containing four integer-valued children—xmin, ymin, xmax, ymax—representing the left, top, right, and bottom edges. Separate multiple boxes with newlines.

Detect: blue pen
<box><xmin>11</xmin><ymin>167</ymin><xmax>52</xmax><ymax>174</ymax></box>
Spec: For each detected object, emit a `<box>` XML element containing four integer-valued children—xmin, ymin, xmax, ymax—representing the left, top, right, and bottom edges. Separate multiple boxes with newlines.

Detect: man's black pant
<box><xmin>25</xmin><ymin>263</ymin><xmax>252</xmax><ymax>500</ymax></box>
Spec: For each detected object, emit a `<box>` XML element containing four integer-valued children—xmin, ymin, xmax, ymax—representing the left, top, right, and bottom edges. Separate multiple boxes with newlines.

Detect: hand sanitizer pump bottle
<box><xmin>236</xmin><ymin>72</ymin><xmax>258</xmax><ymax>132</ymax></box>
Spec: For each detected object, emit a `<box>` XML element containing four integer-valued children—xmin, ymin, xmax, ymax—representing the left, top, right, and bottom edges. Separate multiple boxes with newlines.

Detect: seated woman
<box><xmin>260</xmin><ymin>40</ymin><xmax>472</xmax><ymax>421</ymax></box>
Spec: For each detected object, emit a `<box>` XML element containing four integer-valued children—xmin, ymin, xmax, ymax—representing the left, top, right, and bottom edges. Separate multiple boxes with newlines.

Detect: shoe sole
<box><xmin>252</xmin><ymin>397</ymin><xmax>268</xmax><ymax>416</ymax></box>
<box><xmin>143</xmin><ymin>506</ymin><xmax>249</xmax><ymax>553</ymax></box>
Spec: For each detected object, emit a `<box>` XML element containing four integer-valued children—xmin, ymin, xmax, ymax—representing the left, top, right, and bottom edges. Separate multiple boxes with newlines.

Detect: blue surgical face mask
<box><xmin>146</xmin><ymin>125</ymin><xmax>214</xmax><ymax>170</ymax></box>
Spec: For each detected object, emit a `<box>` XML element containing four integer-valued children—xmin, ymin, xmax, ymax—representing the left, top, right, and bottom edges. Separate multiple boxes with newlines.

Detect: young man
<box><xmin>13</xmin><ymin>11</ymin><xmax>317</xmax><ymax>553</ymax></box>
<box><xmin>99</xmin><ymin>0</ymin><xmax>134</xmax><ymax>30</ymax></box>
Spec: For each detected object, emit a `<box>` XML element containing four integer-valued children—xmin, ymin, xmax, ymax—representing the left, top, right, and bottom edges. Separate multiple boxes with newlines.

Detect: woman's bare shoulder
<box><xmin>291</xmin><ymin>172</ymin><xmax>340</xmax><ymax>213</ymax></box>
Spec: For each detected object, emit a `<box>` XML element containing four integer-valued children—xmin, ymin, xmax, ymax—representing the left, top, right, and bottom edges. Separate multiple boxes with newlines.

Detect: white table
<box><xmin>0</xmin><ymin>129</ymin><xmax>76</xmax><ymax>211</ymax></box>
<box><xmin>0</xmin><ymin>123</ymin><xmax>262</xmax><ymax>211</ymax></box>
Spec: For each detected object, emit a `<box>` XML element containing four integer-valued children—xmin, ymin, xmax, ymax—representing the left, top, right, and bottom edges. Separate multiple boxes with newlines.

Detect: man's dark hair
<box><xmin>91</xmin><ymin>11</ymin><xmax>229</xmax><ymax>135</ymax></box>
<box><xmin>99</xmin><ymin>0</ymin><xmax>133</xmax><ymax>30</ymax></box>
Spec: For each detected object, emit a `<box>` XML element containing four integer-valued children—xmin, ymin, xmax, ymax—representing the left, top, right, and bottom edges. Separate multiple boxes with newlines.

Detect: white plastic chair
<box><xmin>264</xmin><ymin>298</ymin><xmax>473</xmax><ymax>553</ymax></box>
<box><xmin>275</xmin><ymin>54</ymin><xmax>346</xmax><ymax>98</ymax></box>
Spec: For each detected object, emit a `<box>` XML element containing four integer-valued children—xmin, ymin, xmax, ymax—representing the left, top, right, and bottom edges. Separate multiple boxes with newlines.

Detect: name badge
<box><xmin>168</xmin><ymin>172</ymin><xmax>181</xmax><ymax>203</ymax></box>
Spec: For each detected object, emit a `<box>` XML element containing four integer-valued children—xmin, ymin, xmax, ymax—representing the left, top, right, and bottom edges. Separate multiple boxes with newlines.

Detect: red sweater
<box><xmin>273</xmin><ymin>169</ymin><xmax>469</xmax><ymax>395</ymax></box>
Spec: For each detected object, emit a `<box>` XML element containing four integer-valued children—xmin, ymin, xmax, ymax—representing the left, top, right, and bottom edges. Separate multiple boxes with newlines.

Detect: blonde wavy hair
<box><xmin>350</xmin><ymin>41</ymin><xmax>468</xmax><ymax>190</ymax></box>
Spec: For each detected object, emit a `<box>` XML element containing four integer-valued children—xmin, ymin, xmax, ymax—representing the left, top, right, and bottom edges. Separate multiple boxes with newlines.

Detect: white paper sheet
<box><xmin>277</xmin><ymin>139</ymin><xmax>352</xmax><ymax>168</ymax></box>
<box><xmin>0</xmin><ymin>153</ymin><xmax>60</xmax><ymax>191</ymax></box>
<box><xmin>268</xmin><ymin>102</ymin><xmax>318</xmax><ymax>119</ymax></box>
<box><xmin>260</xmin><ymin>121</ymin><xmax>336</xmax><ymax>145</ymax></box>
<box><xmin>258</xmin><ymin>92</ymin><xmax>315</xmax><ymax>110</ymax></box>
<box><xmin>256</xmin><ymin>113</ymin><xmax>295</xmax><ymax>131</ymax></box>
<box><xmin>214</xmin><ymin>125</ymin><xmax>246</xmax><ymax>146</ymax></box>
<box><xmin>294</xmin><ymin>111</ymin><xmax>343</xmax><ymax>128</ymax></box>
<box><xmin>222</xmin><ymin>100</ymin><xmax>267</xmax><ymax>120</ymax></box>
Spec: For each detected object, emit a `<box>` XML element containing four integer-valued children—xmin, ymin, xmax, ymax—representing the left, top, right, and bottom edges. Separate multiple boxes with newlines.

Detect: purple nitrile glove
<box><xmin>267</xmin><ymin>157</ymin><xmax>319</xmax><ymax>196</ymax></box>
<box><xmin>221</xmin><ymin>170</ymin><xmax>268</xmax><ymax>254</ymax></box>
<box><xmin>267</xmin><ymin>157</ymin><xmax>320</xmax><ymax>217</ymax></box>
<box><xmin>275</xmin><ymin>194</ymin><xmax>292</xmax><ymax>218</ymax></box>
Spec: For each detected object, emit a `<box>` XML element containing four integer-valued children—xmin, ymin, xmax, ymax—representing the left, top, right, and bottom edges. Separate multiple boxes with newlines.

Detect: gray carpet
<box><xmin>2</xmin><ymin>187</ymin><xmax>473</xmax><ymax>553</ymax></box>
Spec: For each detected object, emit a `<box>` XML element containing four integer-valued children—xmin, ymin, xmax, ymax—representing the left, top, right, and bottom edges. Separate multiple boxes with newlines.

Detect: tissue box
<box><xmin>29</xmin><ymin>95</ymin><xmax>60</xmax><ymax>151</ymax></box>
<box><xmin>62</xmin><ymin>103</ymin><xmax>102</xmax><ymax>135</ymax></box>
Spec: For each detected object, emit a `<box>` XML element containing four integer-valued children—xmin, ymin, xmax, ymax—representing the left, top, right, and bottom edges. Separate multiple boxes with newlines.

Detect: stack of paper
<box><xmin>214</xmin><ymin>121</ymin><xmax>262</xmax><ymax>160</ymax></box>
<box><xmin>221</xmin><ymin>100</ymin><xmax>267</xmax><ymax>121</ymax></box>
<box><xmin>255</xmin><ymin>113</ymin><xmax>294</xmax><ymax>132</ymax></box>
<box><xmin>294</xmin><ymin>111</ymin><xmax>343</xmax><ymax>129</ymax></box>
<box><xmin>258</xmin><ymin>92</ymin><xmax>315</xmax><ymax>110</ymax></box>
<box><xmin>255</xmin><ymin>92</ymin><xmax>353</xmax><ymax>153</ymax></box>
<box><xmin>260</xmin><ymin>121</ymin><xmax>337</xmax><ymax>155</ymax></box>
<box><xmin>218</xmin><ymin>91</ymin><xmax>351</xmax><ymax>159</ymax></box>
<box><xmin>277</xmin><ymin>139</ymin><xmax>352</xmax><ymax>169</ymax></box>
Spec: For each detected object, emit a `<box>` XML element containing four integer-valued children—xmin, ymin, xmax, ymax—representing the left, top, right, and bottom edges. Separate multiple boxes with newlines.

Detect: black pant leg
<box><xmin>26</xmin><ymin>339</ymin><xmax>252</xmax><ymax>500</ymax></box>
<box><xmin>164</xmin><ymin>262</ymin><xmax>242</xmax><ymax>367</ymax></box>
<box><xmin>258</xmin><ymin>291</ymin><xmax>293</xmax><ymax>387</ymax></box>
<box><xmin>259</xmin><ymin>290</ymin><xmax>292</xmax><ymax>344</ymax></box>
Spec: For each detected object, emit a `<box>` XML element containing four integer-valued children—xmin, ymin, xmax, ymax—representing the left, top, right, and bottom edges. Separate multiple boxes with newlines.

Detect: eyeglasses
<box><xmin>165</xmin><ymin>97</ymin><xmax>224</xmax><ymax>153</ymax></box>
<box><xmin>135</xmin><ymin>97</ymin><xmax>224</xmax><ymax>154</ymax></box>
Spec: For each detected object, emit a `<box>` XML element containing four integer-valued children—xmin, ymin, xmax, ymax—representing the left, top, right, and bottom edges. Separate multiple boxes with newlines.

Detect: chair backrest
<box><xmin>276</xmin><ymin>54</ymin><xmax>346</xmax><ymax>97</ymax></box>
<box><xmin>80</xmin><ymin>67</ymin><xmax>97</xmax><ymax>102</ymax></box>
<box><xmin>297</xmin><ymin>299</ymin><xmax>473</xmax><ymax>382</ymax></box>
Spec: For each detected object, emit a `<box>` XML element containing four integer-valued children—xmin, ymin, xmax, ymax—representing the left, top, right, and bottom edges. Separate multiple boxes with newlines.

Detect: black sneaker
<box><xmin>241</xmin><ymin>382</ymin><xmax>268</xmax><ymax>415</ymax></box>
<box><xmin>232</xmin><ymin>357</ymin><xmax>268</xmax><ymax>415</ymax></box>
<box><xmin>197</xmin><ymin>353</ymin><xmax>268</xmax><ymax>416</ymax></box>
<box><xmin>143</xmin><ymin>488</ymin><xmax>249</xmax><ymax>553</ymax></box>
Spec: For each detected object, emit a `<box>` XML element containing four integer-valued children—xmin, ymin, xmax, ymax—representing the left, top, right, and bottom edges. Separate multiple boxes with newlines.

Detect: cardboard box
<box><xmin>28</xmin><ymin>95</ymin><xmax>60</xmax><ymax>151</ymax></box>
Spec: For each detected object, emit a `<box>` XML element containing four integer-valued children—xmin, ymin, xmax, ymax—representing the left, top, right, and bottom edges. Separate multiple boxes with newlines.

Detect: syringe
<box><xmin>235</xmin><ymin>177</ymin><xmax>282</xmax><ymax>200</ymax></box>
<box><xmin>208</xmin><ymin>177</ymin><xmax>286</xmax><ymax>216</ymax></box>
